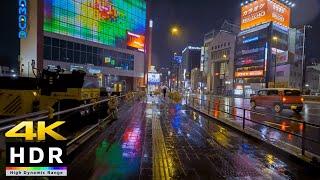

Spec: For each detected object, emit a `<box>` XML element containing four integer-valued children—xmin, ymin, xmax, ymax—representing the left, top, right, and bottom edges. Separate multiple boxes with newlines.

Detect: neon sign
<box><xmin>235</xmin><ymin>70</ymin><xmax>264</xmax><ymax>78</ymax></box>
<box><xmin>243</xmin><ymin>36</ymin><xmax>259</xmax><ymax>44</ymax></box>
<box><xmin>18</xmin><ymin>0</ymin><xmax>27</xmax><ymax>39</ymax></box>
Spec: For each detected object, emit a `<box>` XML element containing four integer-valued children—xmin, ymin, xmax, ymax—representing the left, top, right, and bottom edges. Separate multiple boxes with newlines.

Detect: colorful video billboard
<box><xmin>44</xmin><ymin>0</ymin><xmax>146</xmax><ymax>47</ymax></box>
<box><xmin>241</xmin><ymin>0</ymin><xmax>291</xmax><ymax>30</ymax></box>
<box><xmin>127</xmin><ymin>32</ymin><xmax>145</xmax><ymax>52</ymax></box>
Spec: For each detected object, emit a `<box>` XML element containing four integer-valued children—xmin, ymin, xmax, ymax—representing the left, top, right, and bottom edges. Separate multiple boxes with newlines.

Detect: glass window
<box><xmin>44</xmin><ymin>36</ymin><xmax>52</xmax><ymax>46</ymax></box>
<box><xmin>87</xmin><ymin>46</ymin><xmax>92</xmax><ymax>53</ymax></box>
<box><xmin>67</xmin><ymin>49</ymin><xmax>74</xmax><ymax>62</ymax></box>
<box><xmin>92</xmin><ymin>54</ymin><xmax>98</xmax><ymax>66</ymax></box>
<box><xmin>60</xmin><ymin>40</ymin><xmax>66</xmax><ymax>49</ymax></box>
<box><xmin>81</xmin><ymin>44</ymin><xmax>87</xmax><ymax>52</ymax></box>
<box><xmin>74</xmin><ymin>51</ymin><xmax>80</xmax><ymax>63</ymax></box>
<box><xmin>60</xmin><ymin>48</ymin><xmax>67</xmax><ymax>61</ymax></box>
<box><xmin>52</xmin><ymin>47</ymin><xmax>60</xmax><ymax>61</ymax></box>
<box><xmin>86</xmin><ymin>53</ymin><xmax>92</xmax><ymax>64</ymax></box>
<box><xmin>268</xmin><ymin>90</ymin><xmax>278</xmax><ymax>95</ymax></box>
<box><xmin>67</xmin><ymin>41</ymin><xmax>74</xmax><ymax>50</ymax></box>
<box><xmin>284</xmin><ymin>90</ymin><xmax>301</xmax><ymax>96</ymax></box>
<box><xmin>92</xmin><ymin>47</ymin><xmax>98</xmax><ymax>54</ymax></box>
<box><xmin>44</xmin><ymin>45</ymin><xmax>51</xmax><ymax>60</ymax></box>
<box><xmin>258</xmin><ymin>90</ymin><xmax>267</xmax><ymax>96</ymax></box>
<box><xmin>52</xmin><ymin>38</ymin><xmax>59</xmax><ymax>47</ymax></box>
<box><xmin>74</xmin><ymin>43</ymin><xmax>80</xmax><ymax>50</ymax></box>
<box><xmin>80</xmin><ymin>52</ymin><xmax>86</xmax><ymax>64</ymax></box>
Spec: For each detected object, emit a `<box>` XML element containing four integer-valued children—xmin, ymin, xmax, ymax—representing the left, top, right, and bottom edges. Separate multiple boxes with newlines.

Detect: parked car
<box><xmin>250</xmin><ymin>88</ymin><xmax>304</xmax><ymax>113</ymax></box>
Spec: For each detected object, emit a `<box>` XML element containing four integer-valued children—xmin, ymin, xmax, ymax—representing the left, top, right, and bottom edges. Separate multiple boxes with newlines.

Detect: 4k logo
<box><xmin>5</xmin><ymin>121</ymin><xmax>66</xmax><ymax>141</ymax></box>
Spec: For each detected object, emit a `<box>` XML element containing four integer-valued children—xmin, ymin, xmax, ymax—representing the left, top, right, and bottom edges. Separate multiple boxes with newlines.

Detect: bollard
<box><xmin>301</xmin><ymin>121</ymin><xmax>306</xmax><ymax>155</ymax></box>
<box><xmin>242</xmin><ymin>109</ymin><xmax>245</xmax><ymax>130</ymax></box>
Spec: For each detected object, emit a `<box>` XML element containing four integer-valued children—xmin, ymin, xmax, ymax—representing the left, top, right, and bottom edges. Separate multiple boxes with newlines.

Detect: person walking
<box><xmin>162</xmin><ymin>87</ymin><xmax>167</xmax><ymax>98</ymax></box>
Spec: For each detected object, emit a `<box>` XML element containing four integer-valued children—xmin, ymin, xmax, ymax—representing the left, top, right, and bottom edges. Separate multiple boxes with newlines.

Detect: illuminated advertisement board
<box><xmin>148</xmin><ymin>73</ymin><xmax>160</xmax><ymax>85</ymax></box>
<box><xmin>18</xmin><ymin>0</ymin><xmax>28</xmax><ymax>38</ymax></box>
<box><xmin>241</xmin><ymin>0</ymin><xmax>291</xmax><ymax>30</ymax></box>
<box><xmin>44</xmin><ymin>0</ymin><xmax>146</xmax><ymax>47</ymax></box>
<box><xmin>127</xmin><ymin>32</ymin><xmax>145</xmax><ymax>52</ymax></box>
<box><xmin>235</xmin><ymin>70</ymin><xmax>264</xmax><ymax>77</ymax></box>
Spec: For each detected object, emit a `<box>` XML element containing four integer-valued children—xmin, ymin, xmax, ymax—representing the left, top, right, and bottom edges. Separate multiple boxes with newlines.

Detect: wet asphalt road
<box><xmin>189</xmin><ymin>94</ymin><xmax>320</xmax><ymax>157</ymax></box>
<box><xmin>67</xmin><ymin>96</ymin><xmax>319</xmax><ymax>179</ymax></box>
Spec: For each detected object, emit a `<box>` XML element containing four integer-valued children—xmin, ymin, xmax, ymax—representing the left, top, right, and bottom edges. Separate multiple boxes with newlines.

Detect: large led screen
<box><xmin>44</xmin><ymin>0</ymin><xmax>146</xmax><ymax>47</ymax></box>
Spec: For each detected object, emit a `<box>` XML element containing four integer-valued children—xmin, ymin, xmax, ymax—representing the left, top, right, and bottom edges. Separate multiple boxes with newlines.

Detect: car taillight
<box><xmin>301</xmin><ymin>97</ymin><xmax>304</xmax><ymax>102</ymax></box>
<box><xmin>282</xmin><ymin>97</ymin><xmax>286</xmax><ymax>102</ymax></box>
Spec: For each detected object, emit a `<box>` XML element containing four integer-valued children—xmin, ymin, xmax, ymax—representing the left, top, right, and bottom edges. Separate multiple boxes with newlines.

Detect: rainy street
<box><xmin>66</xmin><ymin>95</ymin><xmax>320</xmax><ymax>179</ymax></box>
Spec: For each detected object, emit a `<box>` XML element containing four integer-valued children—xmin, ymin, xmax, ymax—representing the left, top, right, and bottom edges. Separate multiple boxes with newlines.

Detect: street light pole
<box><xmin>169</xmin><ymin>26</ymin><xmax>181</xmax><ymax>91</ymax></box>
<box><xmin>273</xmin><ymin>36</ymin><xmax>278</xmax><ymax>88</ymax></box>
<box><xmin>301</xmin><ymin>25</ymin><xmax>312</xmax><ymax>92</ymax></box>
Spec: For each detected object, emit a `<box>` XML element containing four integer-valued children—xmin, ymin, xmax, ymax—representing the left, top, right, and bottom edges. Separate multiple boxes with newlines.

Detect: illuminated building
<box><xmin>190</xmin><ymin>68</ymin><xmax>202</xmax><ymax>91</ymax></box>
<box><xmin>235</xmin><ymin>0</ymin><xmax>301</xmax><ymax>97</ymax></box>
<box><xmin>204</xmin><ymin>21</ymin><xmax>239</xmax><ymax>95</ymax></box>
<box><xmin>305</xmin><ymin>64</ymin><xmax>320</xmax><ymax>94</ymax></box>
<box><xmin>180</xmin><ymin>46</ymin><xmax>201</xmax><ymax>90</ymax></box>
<box><xmin>1</xmin><ymin>0</ymin><xmax>148</xmax><ymax>91</ymax></box>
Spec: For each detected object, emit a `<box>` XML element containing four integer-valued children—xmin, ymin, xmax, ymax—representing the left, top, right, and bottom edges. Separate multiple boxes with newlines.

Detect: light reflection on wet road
<box><xmin>190</xmin><ymin>94</ymin><xmax>320</xmax><ymax>157</ymax></box>
<box><xmin>67</xmin><ymin>96</ymin><xmax>319</xmax><ymax>179</ymax></box>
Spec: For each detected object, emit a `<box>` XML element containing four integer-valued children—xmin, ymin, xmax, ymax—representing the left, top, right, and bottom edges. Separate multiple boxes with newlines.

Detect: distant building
<box><xmin>305</xmin><ymin>64</ymin><xmax>320</xmax><ymax>93</ymax></box>
<box><xmin>180</xmin><ymin>46</ymin><xmax>201</xmax><ymax>90</ymax></box>
<box><xmin>190</xmin><ymin>68</ymin><xmax>202</xmax><ymax>91</ymax></box>
<box><xmin>204</xmin><ymin>21</ymin><xmax>239</xmax><ymax>95</ymax></box>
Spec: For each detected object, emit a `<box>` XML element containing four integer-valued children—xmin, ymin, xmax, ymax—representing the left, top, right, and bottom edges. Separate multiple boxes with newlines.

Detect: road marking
<box><xmin>152</xmin><ymin>105</ymin><xmax>173</xmax><ymax>180</ymax></box>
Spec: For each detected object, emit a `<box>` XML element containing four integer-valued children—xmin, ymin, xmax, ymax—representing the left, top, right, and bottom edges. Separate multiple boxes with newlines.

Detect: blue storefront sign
<box><xmin>18</xmin><ymin>0</ymin><xmax>28</xmax><ymax>39</ymax></box>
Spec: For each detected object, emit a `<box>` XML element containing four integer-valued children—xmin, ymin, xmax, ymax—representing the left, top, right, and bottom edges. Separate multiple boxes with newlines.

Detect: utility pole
<box><xmin>301</xmin><ymin>25</ymin><xmax>312</xmax><ymax>92</ymax></box>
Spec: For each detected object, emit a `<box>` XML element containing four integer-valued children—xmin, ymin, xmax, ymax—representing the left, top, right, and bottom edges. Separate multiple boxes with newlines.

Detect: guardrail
<box><xmin>0</xmin><ymin>91</ymin><xmax>146</xmax><ymax>154</ymax></box>
<box><xmin>186</xmin><ymin>96</ymin><xmax>320</xmax><ymax>162</ymax></box>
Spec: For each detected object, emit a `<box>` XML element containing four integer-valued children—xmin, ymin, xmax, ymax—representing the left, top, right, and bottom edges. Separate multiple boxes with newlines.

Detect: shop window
<box><xmin>44</xmin><ymin>46</ymin><xmax>52</xmax><ymax>60</ymax></box>
<box><xmin>44</xmin><ymin>37</ymin><xmax>52</xmax><ymax>46</ymax></box>
<box><xmin>52</xmin><ymin>47</ymin><xmax>59</xmax><ymax>61</ymax></box>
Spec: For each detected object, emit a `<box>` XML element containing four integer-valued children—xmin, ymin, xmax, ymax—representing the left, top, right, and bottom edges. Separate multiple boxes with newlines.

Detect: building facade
<box><xmin>2</xmin><ymin>0</ymin><xmax>148</xmax><ymax>91</ymax></box>
<box><xmin>190</xmin><ymin>68</ymin><xmax>202</xmax><ymax>91</ymax></box>
<box><xmin>306</xmin><ymin>65</ymin><xmax>320</xmax><ymax>94</ymax></box>
<box><xmin>180</xmin><ymin>46</ymin><xmax>201</xmax><ymax>90</ymax></box>
<box><xmin>204</xmin><ymin>21</ymin><xmax>238</xmax><ymax>95</ymax></box>
<box><xmin>235</xmin><ymin>0</ymin><xmax>301</xmax><ymax>97</ymax></box>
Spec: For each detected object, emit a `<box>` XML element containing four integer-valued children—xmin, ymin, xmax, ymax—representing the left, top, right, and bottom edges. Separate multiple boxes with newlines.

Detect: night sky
<box><xmin>150</xmin><ymin>0</ymin><xmax>320</xmax><ymax>67</ymax></box>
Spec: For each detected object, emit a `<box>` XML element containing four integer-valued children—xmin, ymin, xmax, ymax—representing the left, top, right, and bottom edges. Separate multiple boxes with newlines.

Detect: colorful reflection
<box><xmin>122</xmin><ymin>127</ymin><xmax>141</xmax><ymax>158</ymax></box>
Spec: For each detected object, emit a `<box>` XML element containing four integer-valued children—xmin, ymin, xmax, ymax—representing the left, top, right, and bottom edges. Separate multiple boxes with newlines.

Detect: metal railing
<box><xmin>0</xmin><ymin>91</ymin><xmax>146</xmax><ymax>154</ymax></box>
<box><xmin>186</xmin><ymin>96</ymin><xmax>320</xmax><ymax>160</ymax></box>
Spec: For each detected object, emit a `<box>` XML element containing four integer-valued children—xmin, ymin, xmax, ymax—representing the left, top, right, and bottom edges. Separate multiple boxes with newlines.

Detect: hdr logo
<box><xmin>5</xmin><ymin>121</ymin><xmax>67</xmax><ymax>177</ymax></box>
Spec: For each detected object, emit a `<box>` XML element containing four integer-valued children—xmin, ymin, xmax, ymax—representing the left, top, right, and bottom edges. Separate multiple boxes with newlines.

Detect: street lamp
<box><xmin>170</xmin><ymin>26</ymin><xmax>181</xmax><ymax>91</ymax></box>
<box><xmin>272</xmin><ymin>36</ymin><xmax>279</xmax><ymax>88</ymax></box>
<box><xmin>171</xmin><ymin>26</ymin><xmax>179</xmax><ymax>36</ymax></box>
